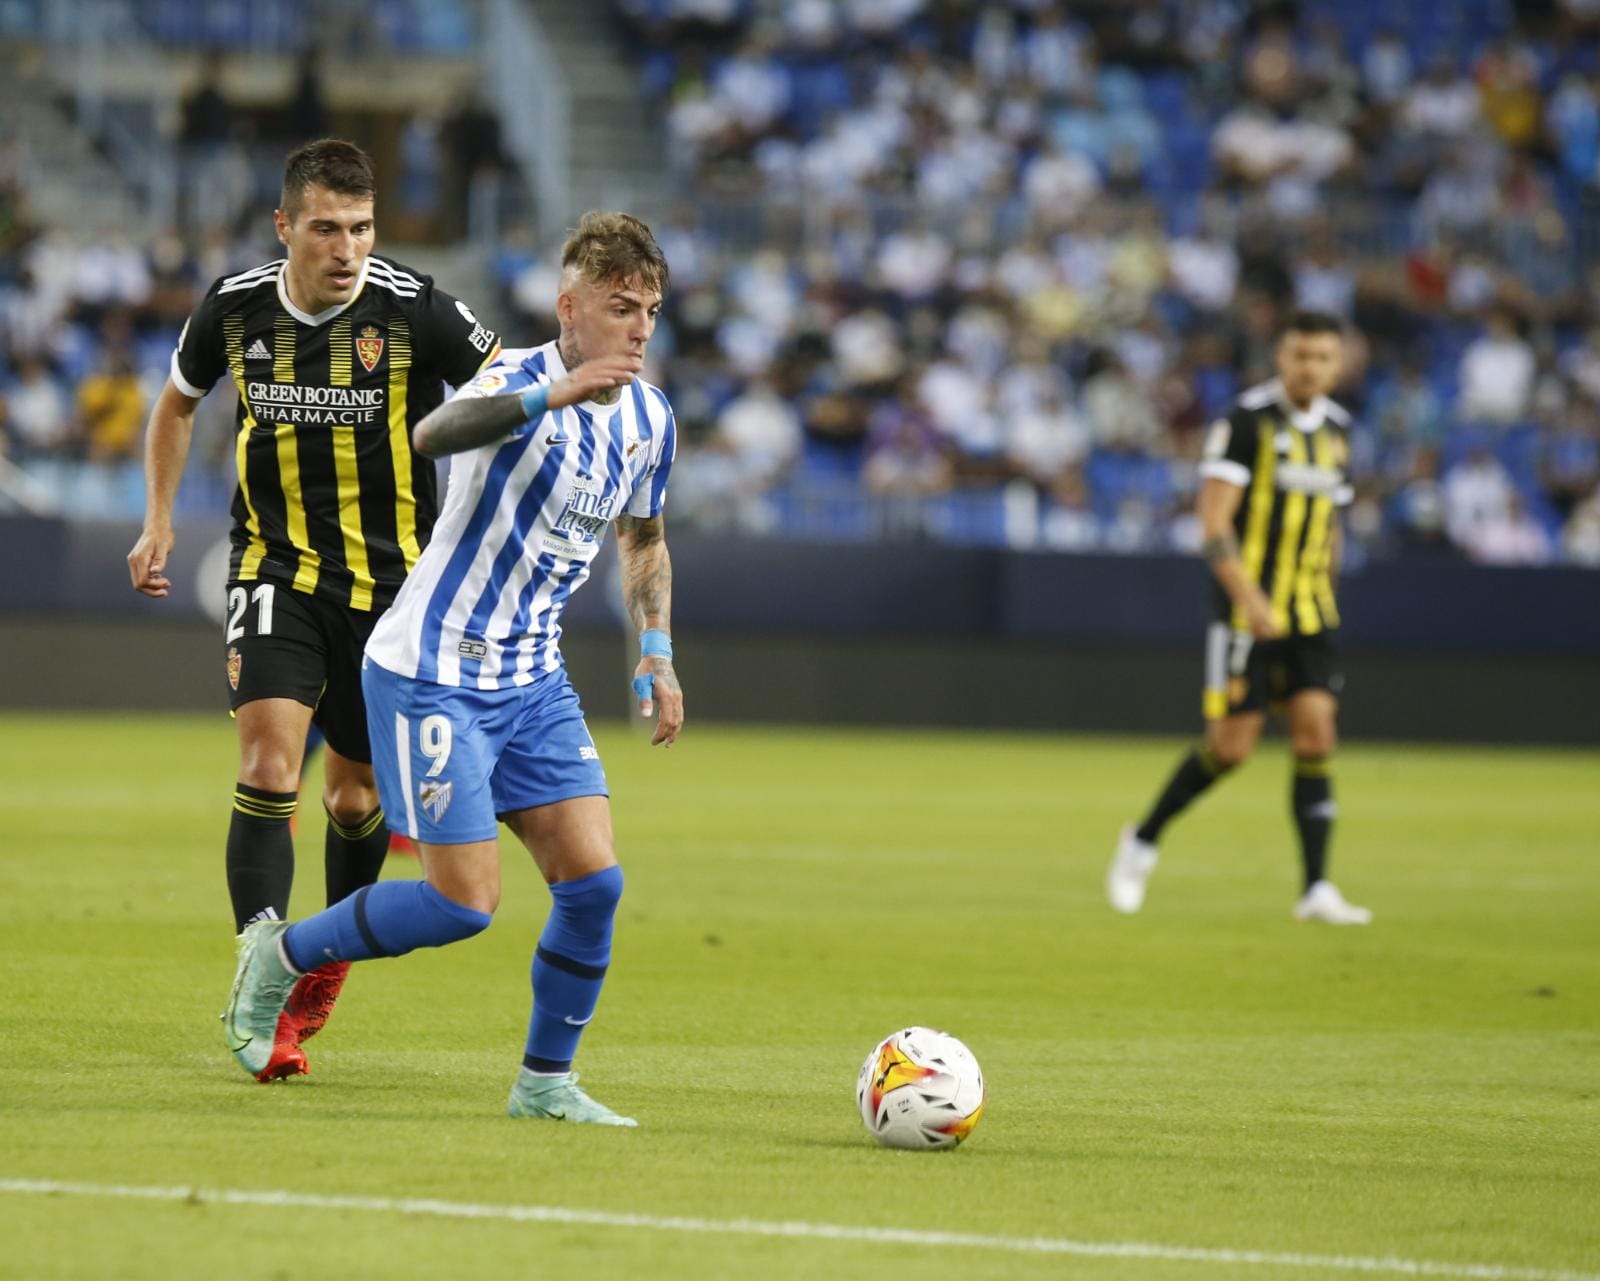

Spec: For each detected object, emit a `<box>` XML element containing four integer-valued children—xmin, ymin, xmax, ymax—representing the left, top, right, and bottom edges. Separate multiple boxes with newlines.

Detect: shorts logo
<box><xmin>227</xmin><ymin>646</ymin><xmax>242</xmax><ymax>691</ymax></box>
<box><xmin>419</xmin><ymin>779</ymin><xmax>453</xmax><ymax>823</ymax></box>
<box><xmin>1228</xmin><ymin>676</ymin><xmax>1248</xmax><ymax>706</ymax></box>
<box><xmin>579</xmin><ymin>746</ymin><xmax>599</xmax><ymax>762</ymax></box>
<box><xmin>356</xmin><ymin>325</ymin><xmax>384</xmax><ymax>373</ymax></box>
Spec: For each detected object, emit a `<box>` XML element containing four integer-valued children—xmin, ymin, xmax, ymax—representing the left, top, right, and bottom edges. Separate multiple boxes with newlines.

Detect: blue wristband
<box><xmin>639</xmin><ymin>629</ymin><xmax>673</xmax><ymax>659</ymax></box>
<box><xmin>517</xmin><ymin>383</ymin><xmax>549</xmax><ymax>424</ymax></box>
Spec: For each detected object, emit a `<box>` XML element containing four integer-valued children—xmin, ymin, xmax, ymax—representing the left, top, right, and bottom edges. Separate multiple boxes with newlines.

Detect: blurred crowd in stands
<box><xmin>6</xmin><ymin>0</ymin><xmax>1600</xmax><ymax>567</ymax></box>
<box><xmin>576</xmin><ymin>0</ymin><xmax>1600</xmax><ymax>564</ymax></box>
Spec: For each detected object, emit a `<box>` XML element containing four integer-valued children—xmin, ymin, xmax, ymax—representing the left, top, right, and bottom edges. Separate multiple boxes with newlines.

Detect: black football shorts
<box><xmin>221</xmin><ymin>579</ymin><xmax>380</xmax><ymax>762</ymax></box>
<box><xmin>1203</xmin><ymin>625</ymin><xmax>1343</xmax><ymax>720</ymax></box>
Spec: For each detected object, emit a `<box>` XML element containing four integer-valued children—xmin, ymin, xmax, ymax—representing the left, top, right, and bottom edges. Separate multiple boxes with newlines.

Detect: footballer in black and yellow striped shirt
<box><xmin>1107</xmin><ymin>311</ymin><xmax>1372</xmax><ymax>926</ymax></box>
<box><xmin>129</xmin><ymin>141</ymin><xmax>500</xmax><ymax>1070</ymax></box>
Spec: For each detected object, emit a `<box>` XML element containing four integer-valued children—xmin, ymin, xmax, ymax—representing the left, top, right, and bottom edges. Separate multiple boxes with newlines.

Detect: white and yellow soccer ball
<box><xmin>857</xmin><ymin>1027</ymin><xmax>985</xmax><ymax>1150</ymax></box>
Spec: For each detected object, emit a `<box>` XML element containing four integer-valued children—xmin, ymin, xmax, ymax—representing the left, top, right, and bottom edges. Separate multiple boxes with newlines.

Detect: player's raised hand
<box><xmin>548</xmin><ymin>354</ymin><xmax>644</xmax><ymax>410</ymax></box>
<box><xmin>631</xmin><ymin>655</ymin><xmax>684</xmax><ymax>747</ymax></box>
<box><xmin>127</xmin><ymin>524</ymin><xmax>176</xmax><ymax>598</ymax></box>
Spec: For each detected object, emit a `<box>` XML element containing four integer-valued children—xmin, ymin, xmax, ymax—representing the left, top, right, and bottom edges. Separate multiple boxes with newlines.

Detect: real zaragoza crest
<box><xmin>356</xmin><ymin>324</ymin><xmax>384</xmax><ymax>373</ymax></box>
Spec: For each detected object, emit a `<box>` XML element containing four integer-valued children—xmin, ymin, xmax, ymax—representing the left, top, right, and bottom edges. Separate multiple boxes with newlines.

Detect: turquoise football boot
<box><xmin>220</xmin><ymin>920</ymin><xmax>300</xmax><ymax>1077</ymax></box>
<box><xmin>507</xmin><ymin>1069</ymin><xmax>637</xmax><ymax>1126</ymax></box>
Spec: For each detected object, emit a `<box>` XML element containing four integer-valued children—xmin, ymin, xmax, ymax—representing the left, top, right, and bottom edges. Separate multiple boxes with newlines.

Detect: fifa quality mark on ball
<box><xmin>857</xmin><ymin>1027</ymin><xmax>986</xmax><ymax>1151</ymax></box>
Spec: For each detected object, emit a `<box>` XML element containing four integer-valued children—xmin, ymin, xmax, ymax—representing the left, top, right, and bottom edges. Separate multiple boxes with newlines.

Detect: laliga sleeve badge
<box><xmin>227</xmin><ymin>646</ymin><xmax>242</xmax><ymax>691</ymax></box>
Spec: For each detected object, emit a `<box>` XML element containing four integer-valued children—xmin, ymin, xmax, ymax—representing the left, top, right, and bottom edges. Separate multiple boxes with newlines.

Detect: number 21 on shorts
<box><xmin>225</xmin><ymin>583</ymin><xmax>276</xmax><ymax>642</ymax></box>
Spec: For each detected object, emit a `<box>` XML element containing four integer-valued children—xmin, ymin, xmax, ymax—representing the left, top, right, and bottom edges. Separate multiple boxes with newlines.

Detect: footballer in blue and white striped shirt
<box><xmin>221</xmin><ymin>213</ymin><xmax>682</xmax><ymax>1126</ymax></box>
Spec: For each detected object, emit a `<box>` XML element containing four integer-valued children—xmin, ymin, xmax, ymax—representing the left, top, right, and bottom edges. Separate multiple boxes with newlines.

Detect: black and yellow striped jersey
<box><xmin>1199</xmin><ymin>379</ymin><xmax>1354</xmax><ymax>636</ymax></box>
<box><xmin>171</xmin><ymin>254</ymin><xmax>499</xmax><ymax>611</ymax></box>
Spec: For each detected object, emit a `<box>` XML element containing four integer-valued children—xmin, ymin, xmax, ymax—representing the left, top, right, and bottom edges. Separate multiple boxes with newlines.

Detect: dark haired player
<box><xmin>1108</xmin><ymin>311</ymin><xmax>1372</xmax><ymax>925</ymax></box>
<box><xmin>128</xmin><ymin>139</ymin><xmax>500</xmax><ymax>1076</ymax></box>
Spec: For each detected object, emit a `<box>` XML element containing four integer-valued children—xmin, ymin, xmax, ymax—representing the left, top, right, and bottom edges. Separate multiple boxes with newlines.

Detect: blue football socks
<box><xmin>282</xmin><ymin>880</ymin><xmax>491</xmax><ymax>973</ymax></box>
<box><xmin>523</xmin><ymin>865</ymin><xmax>623</xmax><ymax>1073</ymax></box>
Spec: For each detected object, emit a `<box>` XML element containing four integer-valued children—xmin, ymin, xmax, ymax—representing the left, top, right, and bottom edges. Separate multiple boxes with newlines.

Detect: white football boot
<box><xmin>1292</xmin><ymin>880</ymin><xmax>1373</xmax><ymax>925</ymax></box>
<box><xmin>1106</xmin><ymin>825</ymin><xmax>1159</xmax><ymax>914</ymax></box>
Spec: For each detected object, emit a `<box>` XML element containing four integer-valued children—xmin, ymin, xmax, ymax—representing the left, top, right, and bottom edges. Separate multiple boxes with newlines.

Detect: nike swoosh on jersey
<box><xmin>547</xmin><ymin>433</ymin><xmax>573</xmax><ymax>445</ymax></box>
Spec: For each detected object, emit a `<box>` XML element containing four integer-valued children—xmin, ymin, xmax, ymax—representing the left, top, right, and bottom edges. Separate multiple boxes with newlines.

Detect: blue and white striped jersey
<box><xmin>365</xmin><ymin>341</ymin><xmax>676</xmax><ymax>688</ymax></box>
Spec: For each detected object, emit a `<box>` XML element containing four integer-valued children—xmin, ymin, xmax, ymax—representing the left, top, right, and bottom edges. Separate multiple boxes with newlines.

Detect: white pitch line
<box><xmin>3</xmin><ymin>1178</ymin><xmax>1596</xmax><ymax>1281</ymax></box>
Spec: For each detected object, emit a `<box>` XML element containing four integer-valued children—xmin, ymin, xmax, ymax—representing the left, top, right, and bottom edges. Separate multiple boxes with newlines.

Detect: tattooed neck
<box><xmin>559</xmin><ymin>334</ymin><xmax>622</xmax><ymax>404</ymax></box>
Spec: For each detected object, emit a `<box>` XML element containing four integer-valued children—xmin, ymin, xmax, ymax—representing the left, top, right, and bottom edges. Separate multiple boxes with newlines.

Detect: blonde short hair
<box><xmin>560</xmin><ymin>211</ymin><xmax>669</xmax><ymax>296</ymax></box>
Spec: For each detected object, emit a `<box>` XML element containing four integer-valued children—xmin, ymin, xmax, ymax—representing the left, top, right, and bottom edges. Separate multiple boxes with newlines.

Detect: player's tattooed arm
<box><xmin>615</xmin><ymin>514</ymin><xmax>672</xmax><ymax>633</ymax></box>
<box><xmin>412</xmin><ymin>392</ymin><xmax>530</xmax><ymax>459</ymax></box>
<box><xmin>415</xmin><ymin>357</ymin><xmax>643</xmax><ymax>458</ymax></box>
<box><xmin>1198</xmin><ymin>474</ymin><xmax>1281</xmax><ymax>639</ymax></box>
<box><xmin>1200</xmin><ymin>530</ymin><xmax>1240</xmax><ymax>565</ymax></box>
<box><xmin>616</xmin><ymin>513</ymin><xmax>683</xmax><ymax>746</ymax></box>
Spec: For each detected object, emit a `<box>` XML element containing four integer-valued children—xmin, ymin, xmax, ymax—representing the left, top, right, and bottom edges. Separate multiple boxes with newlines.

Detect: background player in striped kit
<box><xmin>220</xmin><ymin>212</ymin><xmax>681</xmax><ymax>1125</ymax></box>
<box><xmin>127</xmin><ymin>140</ymin><xmax>499</xmax><ymax>1079</ymax></box>
<box><xmin>1108</xmin><ymin>312</ymin><xmax>1372</xmax><ymax>925</ymax></box>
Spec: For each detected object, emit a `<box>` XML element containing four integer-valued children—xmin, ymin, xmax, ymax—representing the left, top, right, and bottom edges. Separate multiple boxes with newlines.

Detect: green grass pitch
<box><xmin>0</xmin><ymin>713</ymin><xmax>1596</xmax><ymax>1280</ymax></box>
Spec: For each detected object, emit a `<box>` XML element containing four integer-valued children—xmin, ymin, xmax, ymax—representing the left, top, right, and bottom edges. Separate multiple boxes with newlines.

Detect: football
<box><xmin>856</xmin><ymin>1027</ymin><xmax>986</xmax><ymax>1150</ymax></box>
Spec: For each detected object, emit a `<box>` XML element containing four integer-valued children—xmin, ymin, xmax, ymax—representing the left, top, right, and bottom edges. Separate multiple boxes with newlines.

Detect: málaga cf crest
<box><xmin>356</xmin><ymin>324</ymin><xmax>384</xmax><ymax>373</ymax></box>
<box><xmin>419</xmin><ymin>779</ymin><xmax>452</xmax><ymax>823</ymax></box>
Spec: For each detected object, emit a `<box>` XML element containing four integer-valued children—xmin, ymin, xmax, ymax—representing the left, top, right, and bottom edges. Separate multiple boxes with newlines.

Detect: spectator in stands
<box><xmin>1006</xmin><ymin>378</ymin><xmax>1089</xmax><ymax>493</ymax></box>
<box><xmin>714</xmin><ymin>33</ymin><xmax>790</xmax><ymax>137</ymax></box>
<box><xmin>1082</xmin><ymin>350</ymin><xmax>1162</xmax><ymax>451</ymax></box>
<box><xmin>1213</xmin><ymin>32</ymin><xmax>1354</xmax><ymax>215</ymax></box>
<box><xmin>1459</xmin><ymin>310</ymin><xmax>1536</xmax><ymax>424</ymax></box>
<box><xmin>715</xmin><ymin>377</ymin><xmax>803</xmax><ymax>492</ymax></box>
<box><xmin>1374</xmin><ymin>358</ymin><xmax>1447</xmax><ymax>451</ymax></box>
<box><xmin>180</xmin><ymin>53</ymin><xmax>235</xmax><ymax>147</ymax></box>
<box><xmin>1022</xmin><ymin>138</ymin><xmax>1102</xmax><ymax>235</ymax></box>
<box><xmin>1362</xmin><ymin>27</ymin><xmax>1413</xmax><ymax>107</ymax></box>
<box><xmin>1393</xmin><ymin>446</ymin><xmax>1450</xmax><ymax>551</ymax></box>
<box><xmin>6</xmin><ymin>356</ymin><xmax>70</xmax><ymax>460</ymax></box>
<box><xmin>395</xmin><ymin>113</ymin><xmax>445</xmax><ymax>240</ymax></box>
<box><xmin>1040</xmin><ymin>464</ymin><xmax>1099</xmax><ymax>550</ymax></box>
<box><xmin>1547</xmin><ymin>70</ymin><xmax>1599</xmax><ymax>186</ymax></box>
<box><xmin>1166</xmin><ymin>199</ymin><xmax>1239</xmax><ymax>315</ymax></box>
<box><xmin>1402</xmin><ymin>54</ymin><xmax>1482</xmax><ymax>141</ymax></box>
<box><xmin>76</xmin><ymin>351</ymin><xmax>144</xmax><ymax>464</ymax></box>
<box><xmin>1560</xmin><ymin>326</ymin><xmax>1600</xmax><ymax>402</ymax></box>
<box><xmin>1444</xmin><ymin>444</ymin><xmax>1518</xmax><ymax>550</ymax></box>
<box><xmin>864</xmin><ymin>390</ymin><xmax>952</xmax><ymax>498</ymax></box>
<box><xmin>1418</xmin><ymin>146</ymin><xmax>1501</xmax><ymax>238</ymax></box>
<box><xmin>1467</xmin><ymin>492</ymin><xmax>1554</xmax><ymax>565</ymax></box>
<box><xmin>1475</xmin><ymin>37</ymin><xmax>1543</xmax><ymax>151</ymax></box>
<box><xmin>285</xmin><ymin>49</ymin><xmax>330</xmax><ymax>142</ymax></box>
<box><xmin>1540</xmin><ymin>402</ymin><xmax>1600</xmax><ymax>520</ymax></box>
<box><xmin>1562</xmin><ymin>487</ymin><xmax>1600</xmax><ymax>565</ymax></box>
<box><xmin>1294</xmin><ymin>227</ymin><xmax>1357</xmax><ymax>318</ymax></box>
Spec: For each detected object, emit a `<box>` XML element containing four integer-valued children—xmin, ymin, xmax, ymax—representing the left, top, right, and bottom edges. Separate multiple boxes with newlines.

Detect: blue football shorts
<box><xmin>363</xmin><ymin>658</ymin><xmax>609</xmax><ymax>844</ymax></box>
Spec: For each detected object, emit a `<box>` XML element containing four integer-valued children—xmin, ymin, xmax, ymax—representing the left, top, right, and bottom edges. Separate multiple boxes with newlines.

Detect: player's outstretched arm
<box><xmin>413</xmin><ymin>354</ymin><xmax>644</xmax><ymax>458</ymax></box>
<box><xmin>127</xmin><ymin>378</ymin><xmax>202</xmax><ymax>598</ymax></box>
<box><xmin>1198</xmin><ymin>476</ymin><xmax>1281</xmax><ymax>640</ymax></box>
<box><xmin>615</xmin><ymin>512</ymin><xmax>683</xmax><ymax>747</ymax></box>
